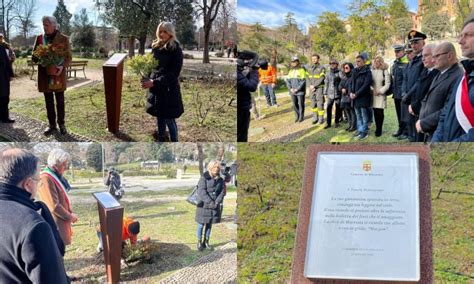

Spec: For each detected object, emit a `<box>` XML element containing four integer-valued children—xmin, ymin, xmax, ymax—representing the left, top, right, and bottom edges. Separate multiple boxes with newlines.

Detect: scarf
<box><xmin>0</xmin><ymin>182</ymin><xmax>65</xmax><ymax>256</ymax></box>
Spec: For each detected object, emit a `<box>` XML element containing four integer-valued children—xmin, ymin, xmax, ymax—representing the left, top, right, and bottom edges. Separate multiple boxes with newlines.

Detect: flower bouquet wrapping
<box><xmin>33</xmin><ymin>43</ymin><xmax>68</xmax><ymax>90</ymax></box>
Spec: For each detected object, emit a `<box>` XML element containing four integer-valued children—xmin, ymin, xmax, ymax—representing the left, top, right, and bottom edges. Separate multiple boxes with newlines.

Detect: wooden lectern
<box><xmin>103</xmin><ymin>53</ymin><xmax>127</xmax><ymax>133</ymax></box>
<box><xmin>92</xmin><ymin>192</ymin><xmax>124</xmax><ymax>284</ymax></box>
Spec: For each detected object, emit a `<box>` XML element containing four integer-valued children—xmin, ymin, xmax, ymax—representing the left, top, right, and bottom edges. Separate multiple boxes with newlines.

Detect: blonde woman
<box><xmin>141</xmin><ymin>21</ymin><xmax>184</xmax><ymax>142</ymax></box>
<box><xmin>371</xmin><ymin>56</ymin><xmax>391</xmax><ymax>137</ymax></box>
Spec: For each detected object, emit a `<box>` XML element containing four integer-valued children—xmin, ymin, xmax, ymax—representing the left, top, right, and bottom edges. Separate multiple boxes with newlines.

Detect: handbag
<box><xmin>186</xmin><ymin>185</ymin><xmax>202</xmax><ymax>206</ymax></box>
<box><xmin>145</xmin><ymin>90</ymin><xmax>158</xmax><ymax>117</ymax></box>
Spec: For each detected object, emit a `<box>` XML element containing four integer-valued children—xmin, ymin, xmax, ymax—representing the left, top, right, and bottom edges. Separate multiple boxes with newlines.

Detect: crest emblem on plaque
<box><xmin>362</xmin><ymin>160</ymin><xmax>371</xmax><ymax>172</ymax></box>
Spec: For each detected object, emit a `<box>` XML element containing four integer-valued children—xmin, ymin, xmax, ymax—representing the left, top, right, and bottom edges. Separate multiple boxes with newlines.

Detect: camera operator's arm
<box><xmin>237</xmin><ymin>69</ymin><xmax>259</xmax><ymax>92</ymax></box>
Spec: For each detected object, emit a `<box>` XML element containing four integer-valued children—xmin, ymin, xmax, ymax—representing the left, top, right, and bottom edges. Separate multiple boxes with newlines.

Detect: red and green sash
<box><xmin>455</xmin><ymin>73</ymin><xmax>474</xmax><ymax>132</ymax></box>
<box><xmin>41</xmin><ymin>167</ymin><xmax>71</xmax><ymax>212</ymax></box>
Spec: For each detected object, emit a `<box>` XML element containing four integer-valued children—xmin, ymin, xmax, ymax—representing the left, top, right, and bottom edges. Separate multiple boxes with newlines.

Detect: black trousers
<box><xmin>291</xmin><ymin>95</ymin><xmax>305</xmax><ymax>121</ymax></box>
<box><xmin>0</xmin><ymin>96</ymin><xmax>10</xmax><ymax>120</ymax></box>
<box><xmin>343</xmin><ymin>106</ymin><xmax>357</xmax><ymax>130</ymax></box>
<box><xmin>394</xmin><ymin>98</ymin><xmax>402</xmax><ymax>128</ymax></box>
<box><xmin>326</xmin><ymin>98</ymin><xmax>342</xmax><ymax>126</ymax></box>
<box><xmin>237</xmin><ymin>108</ymin><xmax>250</xmax><ymax>142</ymax></box>
<box><xmin>43</xmin><ymin>92</ymin><xmax>65</xmax><ymax>127</ymax></box>
<box><xmin>373</xmin><ymin>108</ymin><xmax>384</xmax><ymax>136</ymax></box>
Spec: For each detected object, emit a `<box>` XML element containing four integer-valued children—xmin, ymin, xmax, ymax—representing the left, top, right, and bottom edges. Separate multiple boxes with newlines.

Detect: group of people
<box><xmin>0</xmin><ymin>148</ymin><xmax>147</xmax><ymax>282</ymax></box>
<box><xmin>0</xmin><ymin>16</ymin><xmax>185</xmax><ymax>141</ymax></box>
<box><xmin>245</xmin><ymin>17</ymin><xmax>474</xmax><ymax>142</ymax></box>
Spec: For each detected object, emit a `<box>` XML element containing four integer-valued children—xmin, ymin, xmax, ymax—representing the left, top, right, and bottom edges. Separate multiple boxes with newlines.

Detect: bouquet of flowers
<box><xmin>32</xmin><ymin>43</ymin><xmax>68</xmax><ymax>89</ymax></box>
<box><xmin>127</xmin><ymin>53</ymin><xmax>158</xmax><ymax>79</ymax></box>
<box><xmin>33</xmin><ymin>43</ymin><xmax>68</xmax><ymax>68</ymax></box>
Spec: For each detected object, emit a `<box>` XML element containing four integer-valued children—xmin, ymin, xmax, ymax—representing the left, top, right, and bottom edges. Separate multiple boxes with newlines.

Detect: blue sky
<box><xmin>237</xmin><ymin>0</ymin><xmax>418</xmax><ymax>30</ymax></box>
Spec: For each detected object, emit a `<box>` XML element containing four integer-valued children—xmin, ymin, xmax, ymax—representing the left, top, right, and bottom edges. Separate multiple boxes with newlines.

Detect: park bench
<box><xmin>27</xmin><ymin>59</ymin><xmax>88</xmax><ymax>80</ymax></box>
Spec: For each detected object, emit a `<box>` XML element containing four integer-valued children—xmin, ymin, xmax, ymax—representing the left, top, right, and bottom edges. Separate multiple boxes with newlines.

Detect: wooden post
<box><xmin>93</xmin><ymin>192</ymin><xmax>124</xmax><ymax>284</ymax></box>
<box><xmin>103</xmin><ymin>53</ymin><xmax>127</xmax><ymax>133</ymax></box>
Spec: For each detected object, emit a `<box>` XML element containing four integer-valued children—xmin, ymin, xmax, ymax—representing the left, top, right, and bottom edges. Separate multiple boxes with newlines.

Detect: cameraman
<box><xmin>237</xmin><ymin>51</ymin><xmax>259</xmax><ymax>142</ymax></box>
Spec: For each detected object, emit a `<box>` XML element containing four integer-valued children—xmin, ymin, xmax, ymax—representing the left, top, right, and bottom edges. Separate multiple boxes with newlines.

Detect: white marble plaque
<box><xmin>304</xmin><ymin>152</ymin><xmax>420</xmax><ymax>281</ymax></box>
<box><xmin>93</xmin><ymin>192</ymin><xmax>121</xmax><ymax>209</ymax></box>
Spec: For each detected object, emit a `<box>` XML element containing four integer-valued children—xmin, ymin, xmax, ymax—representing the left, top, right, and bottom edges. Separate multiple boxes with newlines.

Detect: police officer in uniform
<box><xmin>400</xmin><ymin>30</ymin><xmax>426</xmax><ymax>141</ymax></box>
<box><xmin>391</xmin><ymin>44</ymin><xmax>409</xmax><ymax>137</ymax></box>
<box><xmin>306</xmin><ymin>54</ymin><xmax>326</xmax><ymax>124</ymax></box>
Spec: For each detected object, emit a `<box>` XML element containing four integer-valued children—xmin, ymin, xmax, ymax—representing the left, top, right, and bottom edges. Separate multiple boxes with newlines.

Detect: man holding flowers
<box><xmin>32</xmin><ymin>16</ymin><xmax>72</xmax><ymax>135</ymax></box>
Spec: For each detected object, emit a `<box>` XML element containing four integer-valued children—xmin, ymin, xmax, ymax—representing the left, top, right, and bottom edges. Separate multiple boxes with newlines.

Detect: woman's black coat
<box><xmin>150</xmin><ymin>42</ymin><xmax>184</xmax><ymax>119</ymax></box>
<box><xmin>195</xmin><ymin>171</ymin><xmax>226</xmax><ymax>224</ymax></box>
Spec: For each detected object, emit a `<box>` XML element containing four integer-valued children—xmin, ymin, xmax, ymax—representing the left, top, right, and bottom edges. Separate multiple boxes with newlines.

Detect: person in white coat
<box><xmin>371</xmin><ymin>56</ymin><xmax>391</xmax><ymax>137</ymax></box>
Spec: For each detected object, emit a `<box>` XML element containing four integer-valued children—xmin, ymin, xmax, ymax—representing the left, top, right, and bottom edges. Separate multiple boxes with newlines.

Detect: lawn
<box><xmin>64</xmin><ymin>185</ymin><xmax>236</xmax><ymax>282</ymax></box>
<box><xmin>237</xmin><ymin>143</ymin><xmax>474</xmax><ymax>283</ymax></box>
<box><xmin>249</xmin><ymin>91</ymin><xmax>408</xmax><ymax>143</ymax></box>
<box><xmin>9</xmin><ymin>75</ymin><xmax>236</xmax><ymax>142</ymax></box>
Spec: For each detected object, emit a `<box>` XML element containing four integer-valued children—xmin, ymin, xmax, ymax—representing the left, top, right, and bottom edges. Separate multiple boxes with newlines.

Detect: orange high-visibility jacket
<box><xmin>258</xmin><ymin>65</ymin><xmax>277</xmax><ymax>84</ymax></box>
<box><xmin>122</xmin><ymin>216</ymin><xmax>138</xmax><ymax>245</ymax></box>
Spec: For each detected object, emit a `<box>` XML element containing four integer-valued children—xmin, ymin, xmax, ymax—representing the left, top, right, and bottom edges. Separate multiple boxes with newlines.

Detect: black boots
<box><xmin>197</xmin><ymin>239</ymin><xmax>204</xmax><ymax>251</ymax></box>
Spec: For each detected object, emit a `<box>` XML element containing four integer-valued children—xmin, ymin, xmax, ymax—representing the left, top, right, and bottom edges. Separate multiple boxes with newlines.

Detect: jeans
<box><xmin>157</xmin><ymin>118</ymin><xmax>178</xmax><ymax>142</ymax></box>
<box><xmin>261</xmin><ymin>84</ymin><xmax>277</xmax><ymax>106</ymax></box>
<box><xmin>355</xmin><ymin>107</ymin><xmax>369</xmax><ymax>135</ymax></box>
<box><xmin>197</xmin><ymin>223</ymin><xmax>212</xmax><ymax>240</ymax></box>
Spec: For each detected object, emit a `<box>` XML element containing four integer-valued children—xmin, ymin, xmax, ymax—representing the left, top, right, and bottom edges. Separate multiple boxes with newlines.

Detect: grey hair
<box><xmin>47</xmin><ymin>149</ymin><xmax>70</xmax><ymax>168</ymax></box>
<box><xmin>42</xmin><ymin>16</ymin><xmax>59</xmax><ymax>29</ymax></box>
<box><xmin>207</xmin><ymin>160</ymin><xmax>221</xmax><ymax>172</ymax></box>
<box><xmin>424</xmin><ymin>43</ymin><xmax>437</xmax><ymax>52</ymax></box>
<box><xmin>0</xmin><ymin>149</ymin><xmax>39</xmax><ymax>185</ymax></box>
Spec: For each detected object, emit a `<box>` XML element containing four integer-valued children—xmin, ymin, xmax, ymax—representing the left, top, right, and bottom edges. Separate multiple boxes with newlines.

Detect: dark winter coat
<box><xmin>391</xmin><ymin>56</ymin><xmax>408</xmax><ymax>99</ymax></box>
<box><xmin>237</xmin><ymin>68</ymin><xmax>259</xmax><ymax>110</ymax></box>
<box><xmin>350</xmin><ymin>65</ymin><xmax>372</xmax><ymax>108</ymax></box>
<box><xmin>195</xmin><ymin>171</ymin><xmax>226</xmax><ymax>224</ymax></box>
<box><xmin>432</xmin><ymin>60</ymin><xmax>474</xmax><ymax>142</ymax></box>
<box><xmin>324</xmin><ymin>68</ymin><xmax>341</xmax><ymax>99</ymax></box>
<box><xmin>419</xmin><ymin>63</ymin><xmax>464</xmax><ymax>135</ymax></box>
<box><xmin>410</xmin><ymin>68</ymin><xmax>439</xmax><ymax>116</ymax></box>
<box><xmin>149</xmin><ymin>42</ymin><xmax>184</xmax><ymax>119</ymax></box>
<box><xmin>0</xmin><ymin>182</ymin><xmax>68</xmax><ymax>284</ymax></box>
<box><xmin>0</xmin><ymin>44</ymin><xmax>13</xmax><ymax>98</ymax></box>
<box><xmin>339</xmin><ymin>71</ymin><xmax>353</xmax><ymax>105</ymax></box>
<box><xmin>306</xmin><ymin>63</ymin><xmax>325</xmax><ymax>90</ymax></box>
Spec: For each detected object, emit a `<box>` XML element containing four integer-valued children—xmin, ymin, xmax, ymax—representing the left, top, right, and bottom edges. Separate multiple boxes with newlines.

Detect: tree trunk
<box><xmin>128</xmin><ymin>36</ymin><xmax>135</xmax><ymax>58</ymax></box>
<box><xmin>197</xmin><ymin>143</ymin><xmax>204</xmax><ymax>175</ymax></box>
<box><xmin>138</xmin><ymin>34</ymin><xmax>146</xmax><ymax>55</ymax></box>
<box><xmin>203</xmin><ymin>26</ymin><xmax>211</xmax><ymax>64</ymax></box>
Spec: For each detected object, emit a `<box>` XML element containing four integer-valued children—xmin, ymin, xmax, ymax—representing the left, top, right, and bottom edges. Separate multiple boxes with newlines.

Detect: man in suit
<box><xmin>407</xmin><ymin>44</ymin><xmax>439</xmax><ymax>141</ymax></box>
<box><xmin>0</xmin><ymin>37</ymin><xmax>14</xmax><ymax>123</ymax></box>
<box><xmin>432</xmin><ymin>17</ymin><xmax>474</xmax><ymax>142</ymax></box>
<box><xmin>416</xmin><ymin>42</ymin><xmax>464</xmax><ymax>141</ymax></box>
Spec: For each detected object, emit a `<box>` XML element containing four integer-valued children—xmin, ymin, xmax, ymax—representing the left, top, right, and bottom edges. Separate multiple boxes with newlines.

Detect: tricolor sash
<box><xmin>455</xmin><ymin>73</ymin><xmax>474</xmax><ymax>132</ymax></box>
<box><xmin>41</xmin><ymin>167</ymin><xmax>72</xmax><ymax>212</ymax></box>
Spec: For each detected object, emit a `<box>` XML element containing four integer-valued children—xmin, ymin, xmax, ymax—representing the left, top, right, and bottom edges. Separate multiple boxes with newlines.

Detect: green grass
<box><xmin>9</xmin><ymin>75</ymin><xmax>236</xmax><ymax>142</ymax></box>
<box><xmin>64</xmin><ymin>188</ymin><xmax>236</xmax><ymax>281</ymax></box>
<box><xmin>237</xmin><ymin>143</ymin><xmax>474</xmax><ymax>283</ymax></box>
<box><xmin>250</xmin><ymin>91</ymin><xmax>407</xmax><ymax>143</ymax></box>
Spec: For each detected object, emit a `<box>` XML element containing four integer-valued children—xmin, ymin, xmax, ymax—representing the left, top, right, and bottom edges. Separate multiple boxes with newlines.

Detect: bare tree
<box><xmin>213</xmin><ymin>0</ymin><xmax>235</xmax><ymax>51</ymax></box>
<box><xmin>197</xmin><ymin>143</ymin><xmax>204</xmax><ymax>175</ymax></box>
<box><xmin>0</xmin><ymin>0</ymin><xmax>17</xmax><ymax>41</ymax></box>
<box><xmin>13</xmin><ymin>0</ymin><xmax>36</xmax><ymax>47</ymax></box>
<box><xmin>194</xmin><ymin>0</ymin><xmax>224</xmax><ymax>63</ymax></box>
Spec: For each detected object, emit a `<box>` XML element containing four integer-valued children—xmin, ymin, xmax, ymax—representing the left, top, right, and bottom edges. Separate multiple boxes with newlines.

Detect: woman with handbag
<box><xmin>195</xmin><ymin>160</ymin><xmax>226</xmax><ymax>251</ymax></box>
<box><xmin>141</xmin><ymin>21</ymin><xmax>184</xmax><ymax>142</ymax></box>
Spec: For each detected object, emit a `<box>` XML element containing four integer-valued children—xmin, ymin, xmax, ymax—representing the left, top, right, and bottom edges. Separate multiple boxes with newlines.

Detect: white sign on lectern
<box><xmin>304</xmin><ymin>152</ymin><xmax>420</xmax><ymax>281</ymax></box>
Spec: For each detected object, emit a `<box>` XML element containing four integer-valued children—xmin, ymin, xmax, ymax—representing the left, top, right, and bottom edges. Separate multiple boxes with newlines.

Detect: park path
<box><xmin>158</xmin><ymin>241</ymin><xmax>237</xmax><ymax>284</ymax></box>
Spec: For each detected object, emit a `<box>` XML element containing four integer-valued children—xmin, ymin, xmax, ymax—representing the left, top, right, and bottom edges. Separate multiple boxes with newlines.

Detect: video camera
<box><xmin>237</xmin><ymin>50</ymin><xmax>259</xmax><ymax>73</ymax></box>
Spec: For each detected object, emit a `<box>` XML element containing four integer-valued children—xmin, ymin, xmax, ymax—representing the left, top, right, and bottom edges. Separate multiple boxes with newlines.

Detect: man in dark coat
<box><xmin>432</xmin><ymin>18</ymin><xmax>474</xmax><ymax>142</ymax></box>
<box><xmin>0</xmin><ymin>149</ymin><xmax>68</xmax><ymax>283</ymax></box>
<box><xmin>416</xmin><ymin>42</ymin><xmax>464</xmax><ymax>141</ymax></box>
<box><xmin>400</xmin><ymin>30</ymin><xmax>426</xmax><ymax>141</ymax></box>
<box><xmin>407</xmin><ymin>44</ymin><xmax>439</xmax><ymax>141</ymax></box>
<box><xmin>237</xmin><ymin>51</ymin><xmax>259</xmax><ymax>142</ymax></box>
<box><xmin>0</xmin><ymin>43</ymin><xmax>14</xmax><ymax>123</ymax></box>
<box><xmin>391</xmin><ymin>44</ymin><xmax>408</xmax><ymax>137</ymax></box>
<box><xmin>350</xmin><ymin>55</ymin><xmax>373</xmax><ymax>140</ymax></box>
<box><xmin>195</xmin><ymin>160</ymin><xmax>226</xmax><ymax>251</ymax></box>
<box><xmin>323</xmin><ymin>59</ymin><xmax>342</xmax><ymax>128</ymax></box>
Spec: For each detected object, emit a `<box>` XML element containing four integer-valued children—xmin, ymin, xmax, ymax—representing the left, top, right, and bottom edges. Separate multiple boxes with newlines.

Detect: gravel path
<box><xmin>159</xmin><ymin>241</ymin><xmax>237</xmax><ymax>284</ymax></box>
<box><xmin>0</xmin><ymin>112</ymin><xmax>92</xmax><ymax>142</ymax></box>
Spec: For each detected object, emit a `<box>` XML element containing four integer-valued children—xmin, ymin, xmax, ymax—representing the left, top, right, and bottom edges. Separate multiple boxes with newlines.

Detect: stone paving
<box><xmin>159</xmin><ymin>241</ymin><xmax>237</xmax><ymax>284</ymax></box>
<box><xmin>0</xmin><ymin>113</ymin><xmax>92</xmax><ymax>142</ymax></box>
